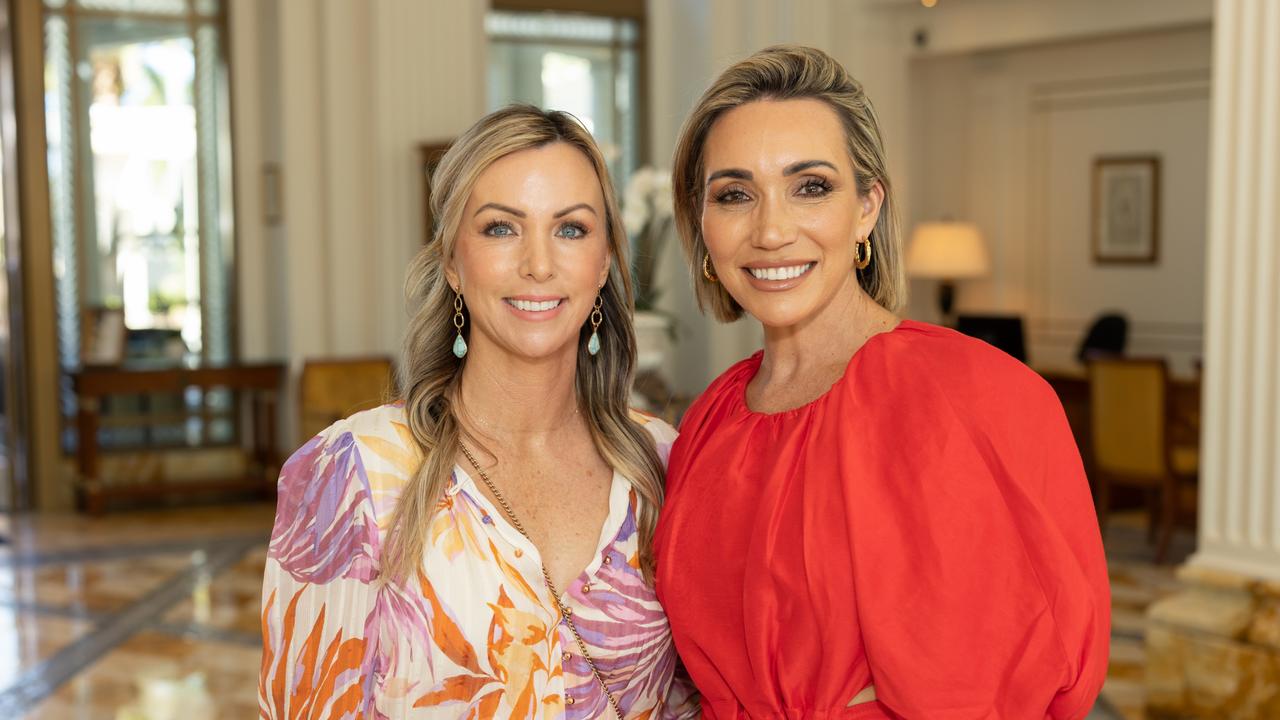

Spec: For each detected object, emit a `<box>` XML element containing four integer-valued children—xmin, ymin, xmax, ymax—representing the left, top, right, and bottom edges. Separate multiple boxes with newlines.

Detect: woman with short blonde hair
<box><xmin>655</xmin><ymin>45</ymin><xmax>1109</xmax><ymax>719</ymax></box>
<box><xmin>672</xmin><ymin>44</ymin><xmax>905</xmax><ymax>322</ymax></box>
<box><xmin>261</xmin><ymin>105</ymin><xmax>696</xmax><ymax>719</ymax></box>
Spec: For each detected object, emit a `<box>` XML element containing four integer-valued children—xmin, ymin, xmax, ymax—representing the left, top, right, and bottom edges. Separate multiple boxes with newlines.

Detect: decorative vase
<box><xmin>633</xmin><ymin>311</ymin><xmax>671</xmax><ymax>373</ymax></box>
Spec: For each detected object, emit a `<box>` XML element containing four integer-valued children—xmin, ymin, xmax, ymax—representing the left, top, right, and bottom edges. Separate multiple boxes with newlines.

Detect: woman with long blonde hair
<box><xmin>260</xmin><ymin>105</ymin><xmax>696</xmax><ymax>719</ymax></box>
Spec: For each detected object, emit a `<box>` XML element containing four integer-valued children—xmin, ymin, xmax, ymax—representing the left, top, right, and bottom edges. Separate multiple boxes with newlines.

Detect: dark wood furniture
<box><xmin>1040</xmin><ymin>364</ymin><xmax>1200</xmax><ymax>562</ymax></box>
<box><xmin>298</xmin><ymin>356</ymin><xmax>394</xmax><ymax>443</ymax></box>
<box><xmin>71</xmin><ymin>361</ymin><xmax>286</xmax><ymax>515</ymax></box>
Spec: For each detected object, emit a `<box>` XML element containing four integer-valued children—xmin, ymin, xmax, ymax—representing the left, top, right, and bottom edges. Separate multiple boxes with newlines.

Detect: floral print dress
<box><xmin>259</xmin><ymin>403</ymin><xmax>697</xmax><ymax>719</ymax></box>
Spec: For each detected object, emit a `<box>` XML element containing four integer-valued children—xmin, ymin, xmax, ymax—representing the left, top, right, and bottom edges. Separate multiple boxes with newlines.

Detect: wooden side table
<box><xmin>70</xmin><ymin>361</ymin><xmax>286</xmax><ymax>515</ymax></box>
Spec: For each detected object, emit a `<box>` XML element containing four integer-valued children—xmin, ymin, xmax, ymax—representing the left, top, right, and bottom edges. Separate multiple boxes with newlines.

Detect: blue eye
<box><xmin>557</xmin><ymin>223</ymin><xmax>588</xmax><ymax>239</ymax></box>
<box><xmin>798</xmin><ymin>178</ymin><xmax>833</xmax><ymax>196</ymax></box>
<box><xmin>484</xmin><ymin>220</ymin><xmax>515</xmax><ymax>237</ymax></box>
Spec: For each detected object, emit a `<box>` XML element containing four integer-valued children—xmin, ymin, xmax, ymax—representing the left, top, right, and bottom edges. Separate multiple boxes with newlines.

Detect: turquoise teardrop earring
<box><xmin>452</xmin><ymin>292</ymin><xmax>468</xmax><ymax>358</ymax></box>
<box><xmin>587</xmin><ymin>294</ymin><xmax>603</xmax><ymax>356</ymax></box>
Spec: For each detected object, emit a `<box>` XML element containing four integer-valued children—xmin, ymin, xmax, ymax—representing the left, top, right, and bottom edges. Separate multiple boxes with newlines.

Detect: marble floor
<box><xmin>0</xmin><ymin>503</ymin><xmax>273</xmax><ymax>719</ymax></box>
<box><xmin>0</xmin><ymin>503</ymin><xmax>1184</xmax><ymax>719</ymax></box>
<box><xmin>1094</xmin><ymin>512</ymin><xmax>1197</xmax><ymax>720</ymax></box>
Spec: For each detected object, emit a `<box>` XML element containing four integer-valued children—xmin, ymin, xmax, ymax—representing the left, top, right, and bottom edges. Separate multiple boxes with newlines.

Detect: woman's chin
<box><xmin>740</xmin><ymin>300</ymin><xmax>820</xmax><ymax>331</ymax></box>
<box><xmin>474</xmin><ymin>332</ymin><xmax>583</xmax><ymax>364</ymax></box>
<box><xmin>733</xmin><ymin>277</ymin><xmax>856</xmax><ymax>332</ymax></box>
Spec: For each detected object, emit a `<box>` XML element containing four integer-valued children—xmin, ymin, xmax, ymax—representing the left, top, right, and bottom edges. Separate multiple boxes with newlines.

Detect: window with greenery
<box><xmin>486</xmin><ymin>7</ymin><xmax>643</xmax><ymax>185</ymax></box>
<box><xmin>43</xmin><ymin>0</ymin><xmax>235</xmax><ymax>449</ymax></box>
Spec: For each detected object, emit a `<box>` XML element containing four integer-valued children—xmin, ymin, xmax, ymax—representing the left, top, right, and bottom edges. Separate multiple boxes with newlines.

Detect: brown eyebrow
<box><xmin>474</xmin><ymin>202</ymin><xmax>526</xmax><ymax>218</ymax></box>
<box><xmin>784</xmin><ymin>160</ymin><xmax>838</xmax><ymax>176</ymax></box>
<box><xmin>474</xmin><ymin>202</ymin><xmax>597</xmax><ymax>219</ymax></box>
<box><xmin>706</xmin><ymin>160</ymin><xmax>837</xmax><ymax>186</ymax></box>
<box><xmin>706</xmin><ymin>168</ymin><xmax>752</xmax><ymax>184</ymax></box>
<box><xmin>553</xmin><ymin>203</ymin><xmax>597</xmax><ymax>218</ymax></box>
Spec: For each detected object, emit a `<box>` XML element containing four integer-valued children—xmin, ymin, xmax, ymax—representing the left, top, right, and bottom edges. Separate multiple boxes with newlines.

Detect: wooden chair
<box><xmin>1088</xmin><ymin>357</ymin><xmax>1198</xmax><ymax>562</ymax></box>
<box><xmin>298</xmin><ymin>357</ymin><xmax>395</xmax><ymax>443</ymax></box>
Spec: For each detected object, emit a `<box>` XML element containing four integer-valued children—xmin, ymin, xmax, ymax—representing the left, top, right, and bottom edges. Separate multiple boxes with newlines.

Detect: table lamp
<box><xmin>906</xmin><ymin>221</ymin><xmax>990</xmax><ymax>322</ymax></box>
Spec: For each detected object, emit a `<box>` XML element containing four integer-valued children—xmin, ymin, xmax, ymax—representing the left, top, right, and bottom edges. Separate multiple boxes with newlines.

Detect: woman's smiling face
<box><xmin>700</xmin><ymin>98</ymin><xmax>882</xmax><ymax>330</ymax></box>
<box><xmin>447</xmin><ymin>141</ymin><xmax>611</xmax><ymax>363</ymax></box>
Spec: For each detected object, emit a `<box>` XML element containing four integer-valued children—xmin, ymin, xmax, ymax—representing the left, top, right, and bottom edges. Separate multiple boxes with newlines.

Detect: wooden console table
<box><xmin>71</xmin><ymin>361</ymin><xmax>286</xmax><ymax>515</ymax></box>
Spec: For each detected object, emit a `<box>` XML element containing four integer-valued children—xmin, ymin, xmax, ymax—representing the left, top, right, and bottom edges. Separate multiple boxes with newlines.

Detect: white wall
<box><xmin>230</xmin><ymin>0</ymin><xmax>1217</xmax><ymax>425</ymax></box>
<box><xmin>231</xmin><ymin>0</ymin><xmax>486</xmax><ymax>446</ymax></box>
<box><xmin>907</xmin><ymin>25</ymin><xmax>1212</xmax><ymax>375</ymax></box>
<box><xmin>893</xmin><ymin>0</ymin><xmax>1211</xmax><ymax>57</ymax></box>
<box><xmin>646</xmin><ymin>0</ymin><xmax>1215</xmax><ymax>393</ymax></box>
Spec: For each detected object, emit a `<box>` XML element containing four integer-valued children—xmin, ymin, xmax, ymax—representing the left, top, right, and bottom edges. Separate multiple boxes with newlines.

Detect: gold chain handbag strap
<box><xmin>458</xmin><ymin>443</ymin><xmax>624</xmax><ymax>719</ymax></box>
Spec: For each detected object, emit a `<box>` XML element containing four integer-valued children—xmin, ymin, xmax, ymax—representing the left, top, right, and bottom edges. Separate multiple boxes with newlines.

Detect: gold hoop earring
<box><xmin>702</xmin><ymin>253</ymin><xmax>719</xmax><ymax>283</ymax></box>
<box><xmin>452</xmin><ymin>293</ymin><xmax>468</xmax><ymax>358</ymax></box>
<box><xmin>854</xmin><ymin>236</ymin><xmax>873</xmax><ymax>271</ymax></box>
<box><xmin>587</xmin><ymin>294</ymin><xmax>603</xmax><ymax>356</ymax></box>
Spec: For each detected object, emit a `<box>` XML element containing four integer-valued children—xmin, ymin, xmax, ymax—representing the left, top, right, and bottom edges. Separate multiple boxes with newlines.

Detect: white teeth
<box><xmin>749</xmin><ymin>263</ymin><xmax>813</xmax><ymax>281</ymax></box>
<box><xmin>508</xmin><ymin>298</ymin><xmax>562</xmax><ymax>312</ymax></box>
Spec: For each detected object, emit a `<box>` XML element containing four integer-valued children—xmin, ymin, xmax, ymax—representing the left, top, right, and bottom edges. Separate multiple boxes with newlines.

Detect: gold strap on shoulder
<box><xmin>459</xmin><ymin>443</ymin><xmax>624</xmax><ymax>719</ymax></box>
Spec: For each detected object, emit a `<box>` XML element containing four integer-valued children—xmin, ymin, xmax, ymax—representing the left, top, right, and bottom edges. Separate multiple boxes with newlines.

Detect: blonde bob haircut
<box><xmin>385</xmin><ymin>105</ymin><xmax>665</xmax><ymax>584</ymax></box>
<box><xmin>672</xmin><ymin>44</ymin><xmax>905</xmax><ymax>321</ymax></box>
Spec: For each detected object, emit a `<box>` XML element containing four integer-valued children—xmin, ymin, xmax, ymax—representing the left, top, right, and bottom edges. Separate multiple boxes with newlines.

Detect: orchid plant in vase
<box><xmin>622</xmin><ymin>166</ymin><xmax>674</xmax><ymax>313</ymax></box>
<box><xmin>621</xmin><ymin>166</ymin><xmax>676</xmax><ymax>373</ymax></box>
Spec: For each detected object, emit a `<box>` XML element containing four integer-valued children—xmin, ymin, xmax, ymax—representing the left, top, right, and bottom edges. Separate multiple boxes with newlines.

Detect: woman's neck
<box><xmin>758</xmin><ymin>274</ymin><xmax>898</xmax><ymax>385</ymax></box>
<box><xmin>456</xmin><ymin>341</ymin><xmax>582</xmax><ymax>448</ymax></box>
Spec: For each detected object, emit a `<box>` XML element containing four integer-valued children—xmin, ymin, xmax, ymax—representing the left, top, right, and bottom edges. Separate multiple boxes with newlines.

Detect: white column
<box><xmin>1191</xmin><ymin>0</ymin><xmax>1280</xmax><ymax>581</ymax></box>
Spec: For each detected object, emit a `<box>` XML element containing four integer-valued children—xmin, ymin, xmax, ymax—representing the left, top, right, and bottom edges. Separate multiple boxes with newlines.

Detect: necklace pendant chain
<box><xmin>458</xmin><ymin>442</ymin><xmax>625</xmax><ymax>720</ymax></box>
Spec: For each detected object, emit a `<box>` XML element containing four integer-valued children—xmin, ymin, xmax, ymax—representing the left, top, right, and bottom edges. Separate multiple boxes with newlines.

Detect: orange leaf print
<box><xmin>292</xmin><ymin>609</ymin><xmax>328</xmax><ymax>713</ymax></box>
<box><xmin>473</xmin><ymin>690</ymin><xmax>503</xmax><ymax>719</ymax></box>
<box><xmin>267</xmin><ymin>588</ymin><xmax>306</xmax><ymax>712</ymax></box>
<box><xmin>486</xmin><ymin>586</ymin><xmax>552</xmax><ymax>718</ymax></box>
<box><xmin>327</xmin><ymin>685</ymin><xmax>365</xmax><ymax>720</ymax></box>
<box><xmin>431</xmin><ymin>497</ymin><xmax>489</xmax><ymax>562</ymax></box>
<box><xmin>262</xmin><ymin>587</ymin><xmax>367</xmax><ymax>720</ymax></box>
<box><xmin>487</xmin><ymin>539</ymin><xmax>542</xmax><ymax>606</ymax></box>
<box><xmin>418</xmin><ymin>570</ymin><xmax>485</xmax><ymax>675</ymax></box>
<box><xmin>310</xmin><ymin>636</ymin><xmax>365</xmax><ymax>718</ymax></box>
<box><xmin>412</xmin><ymin>674</ymin><xmax>493</xmax><ymax>708</ymax></box>
<box><xmin>259</xmin><ymin>589</ymin><xmax>279</xmax><ymax>718</ymax></box>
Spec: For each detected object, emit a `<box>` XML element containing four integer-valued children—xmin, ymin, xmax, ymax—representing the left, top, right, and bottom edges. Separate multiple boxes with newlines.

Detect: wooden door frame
<box><xmin>11</xmin><ymin>0</ymin><xmax>65</xmax><ymax>510</ymax></box>
<box><xmin>0</xmin><ymin>0</ymin><xmax>28</xmax><ymax>510</ymax></box>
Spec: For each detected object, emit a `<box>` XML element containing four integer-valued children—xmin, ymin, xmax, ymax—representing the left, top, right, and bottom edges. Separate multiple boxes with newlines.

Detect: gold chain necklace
<box><xmin>457</xmin><ymin>442</ymin><xmax>624</xmax><ymax>719</ymax></box>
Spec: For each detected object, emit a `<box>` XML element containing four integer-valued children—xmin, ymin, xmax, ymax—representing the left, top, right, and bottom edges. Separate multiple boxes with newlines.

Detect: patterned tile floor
<box><xmin>0</xmin><ymin>504</ymin><xmax>273</xmax><ymax>719</ymax></box>
<box><xmin>1094</xmin><ymin>513</ymin><xmax>1196</xmax><ymax>720</ymax></box>
<box><xmin>0</xmin><ymin>503</ymin><xmax>1181</xmax><ymax>718</ymax></box>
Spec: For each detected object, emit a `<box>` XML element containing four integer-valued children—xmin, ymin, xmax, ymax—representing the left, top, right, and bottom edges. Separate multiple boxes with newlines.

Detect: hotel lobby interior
<box><xmin>0</xmin><ymin>0</ymin><xmax>1277</xmax><ymax>717</ymax></box>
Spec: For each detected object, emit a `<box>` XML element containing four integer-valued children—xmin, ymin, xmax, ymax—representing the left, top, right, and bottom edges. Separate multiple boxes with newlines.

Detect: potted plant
<box><xmin>622</xmin><ymin>166</ymin><xmax>675</xmax><ymax>373</ymax></box>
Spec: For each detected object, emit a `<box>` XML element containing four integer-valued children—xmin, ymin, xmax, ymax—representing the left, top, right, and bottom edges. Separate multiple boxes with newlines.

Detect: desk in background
<box><xmin>71</xmin><ymin>361</ymin><xmax>286</xmax><ymax>515</ymax></box>
<box><xmin>1038</xmin><ymin>366</ymin><xmax>1201</xmax><ymax>492</ymax></box>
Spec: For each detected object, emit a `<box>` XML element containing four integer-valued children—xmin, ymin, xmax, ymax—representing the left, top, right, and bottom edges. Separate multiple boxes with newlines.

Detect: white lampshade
<box><xmin>906</xmin><ymin>222</ymin><xmax>990</xmax><ymax>280</ymax></box>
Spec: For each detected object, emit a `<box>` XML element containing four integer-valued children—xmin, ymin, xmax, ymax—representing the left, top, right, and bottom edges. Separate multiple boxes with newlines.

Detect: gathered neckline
<box><xmin>732</xmin><ymin>319</ymin><xmax>914</xmax><ymax>419</ymax></box>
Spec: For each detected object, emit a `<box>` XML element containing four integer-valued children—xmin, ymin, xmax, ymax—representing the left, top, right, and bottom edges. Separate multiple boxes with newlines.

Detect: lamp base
<box><xmin>937</xmin><ymin>281</ymin><xmax>956</xmax><ymax>325</ymax></box>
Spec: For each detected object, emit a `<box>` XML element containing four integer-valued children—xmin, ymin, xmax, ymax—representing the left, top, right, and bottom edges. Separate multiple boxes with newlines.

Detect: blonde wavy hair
<box><xmin>672</xmin><ymin>44</ymin><xmax>905</xmax><ymax>321</ymax></box>
<box><xmin>383</xmin><ymin>105</ymin><xmax>665</xmax><ymax>584</ymax></box>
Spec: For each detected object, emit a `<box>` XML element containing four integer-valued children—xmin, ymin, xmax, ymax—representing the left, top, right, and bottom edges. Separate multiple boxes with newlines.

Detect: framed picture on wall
<box><xmin>1092</xmin><ymin>155</ymin><xmax>1160</xmax><ymax>264</ymax></box>
<box><xmin>420</xmin><ymin>141</ymin><xmax>452</xmax><ymax>245</ymax></box>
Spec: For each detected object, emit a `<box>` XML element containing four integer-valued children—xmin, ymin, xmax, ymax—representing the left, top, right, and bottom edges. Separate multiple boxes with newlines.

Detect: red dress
<box><xmin>654</xmin><ymin>321</ymin><xmax>1110</xmax><ymax>719</ymax></box>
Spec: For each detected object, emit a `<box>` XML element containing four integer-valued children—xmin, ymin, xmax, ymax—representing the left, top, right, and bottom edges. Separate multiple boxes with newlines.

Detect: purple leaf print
<box><xmin>270</xmin><ymin>430</ymin><xmax>380</xmax><ymax>584</ymax></box>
